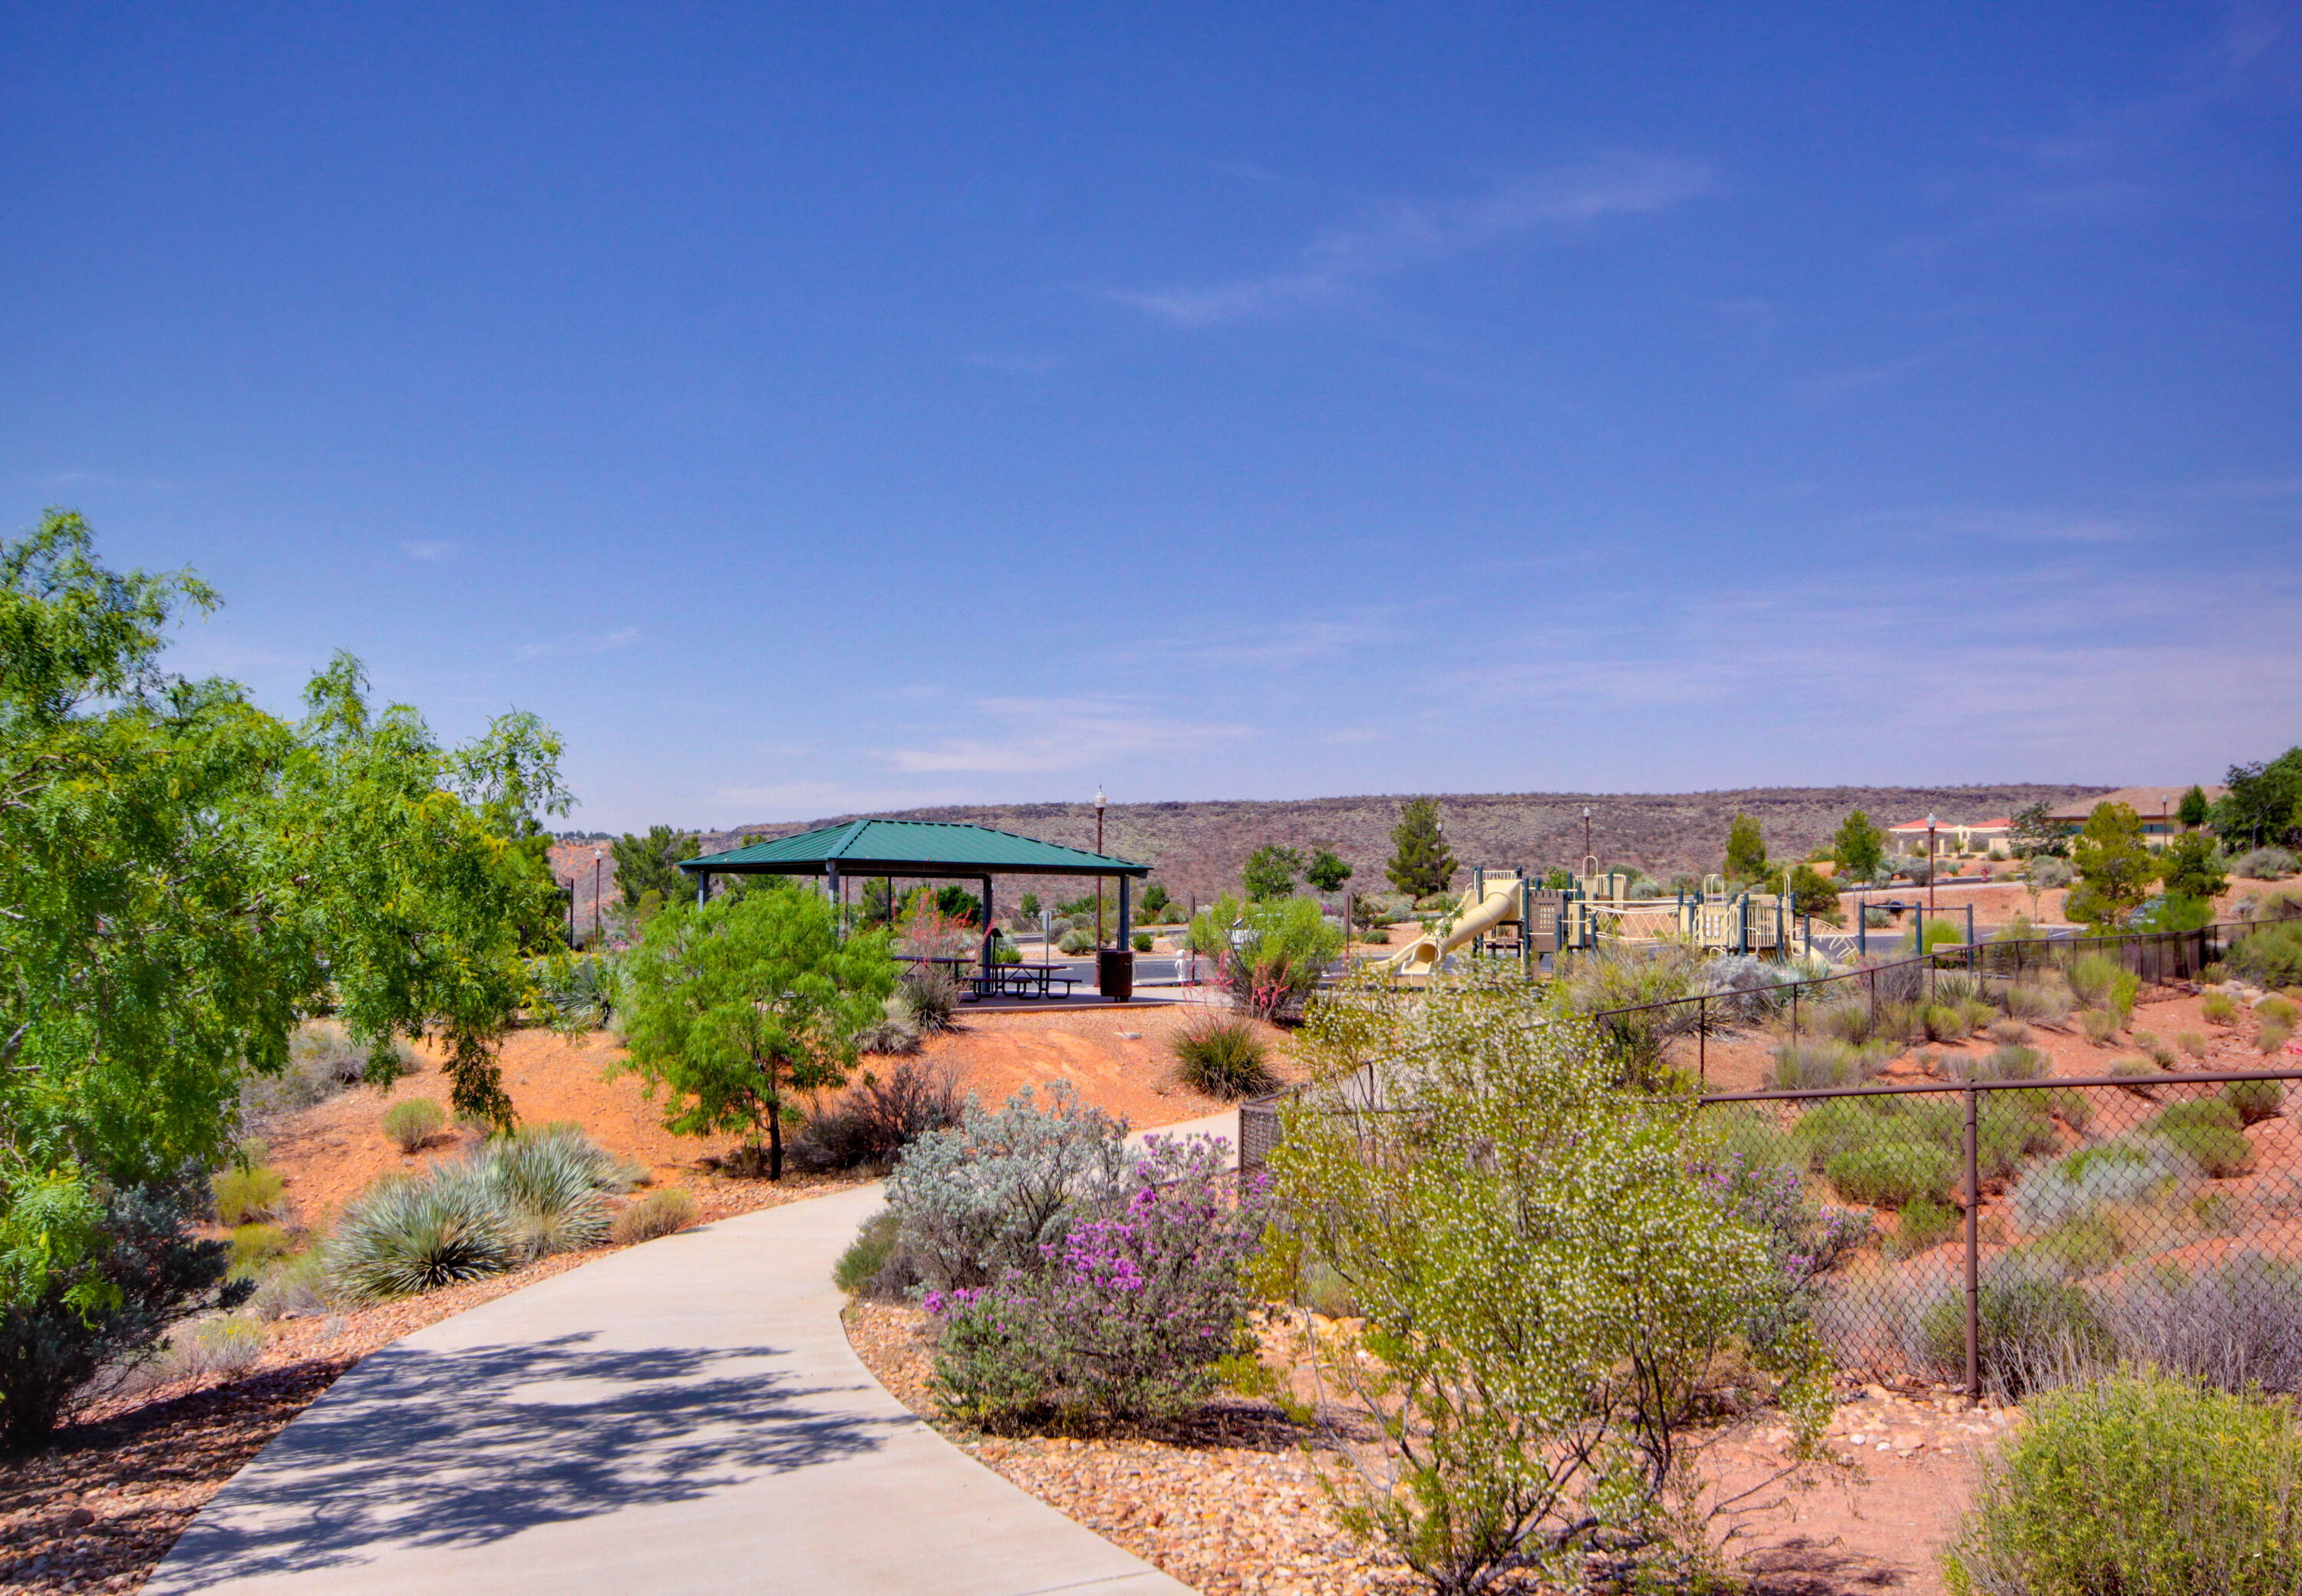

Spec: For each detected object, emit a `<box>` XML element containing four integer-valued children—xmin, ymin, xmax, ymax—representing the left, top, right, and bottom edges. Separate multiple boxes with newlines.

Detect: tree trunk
<box><xmin>766</xmin><ymin>1070</ymin><xmax>783</xmax><ymax>1182</ymax></box>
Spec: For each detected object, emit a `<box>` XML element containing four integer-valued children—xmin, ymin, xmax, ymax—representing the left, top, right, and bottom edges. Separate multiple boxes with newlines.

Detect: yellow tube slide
<box><xmin>1380</xmin><ymin>882</ymin><xmax>1522</xmax><ymax>978</ymax></box>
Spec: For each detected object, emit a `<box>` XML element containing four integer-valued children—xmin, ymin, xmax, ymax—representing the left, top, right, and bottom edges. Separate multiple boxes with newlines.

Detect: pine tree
<box><xmin>2177</xmin><ymin>785</ymin><xmax>2211</xmax><ymax>830</ymax></box>
<box><xmin>1305</xmin><ymin>849</ymin><xmax>1354</xmax><ymax>894</ymax></box>
<box><xmin>1723</xmin><ymin>813</ymin><xmax>1769</xmax><ymax>886</ymax></box>
<box><xmin>1385</xmin><ymin>800</ymin><xmax>1456</xmax><ymax>897</ymax></box>
<box><xmin>1831</xmin><ymin>809</ymin><xmax>1885</xmax><ymax>882</ymax></box>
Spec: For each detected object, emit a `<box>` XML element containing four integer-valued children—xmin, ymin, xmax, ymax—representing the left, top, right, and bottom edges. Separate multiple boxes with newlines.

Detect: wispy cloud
<box><xmin>1123</xmin><ymin>615</ymin><xmax>1399</xmax><ymax>670</ymax></box>
<box><xmin>1106</xmin><ymin>155</ymin><xmax>1717</xmax><ymax>328</ymax></box>
<box><xmin>707</xmin><ymin>778</ymin><xmax>960</xmax><ymax>823</ymax></box>
<box><xmin>515</xmin><ymin>627</ymin><xmax>639</xmax><ymax>661</ymax></box>
<box><xmin>400</xmin><ymin>539</ymin><xmax>457</xmax><ymax>562</ymax></box>
<box><xmin>886</xmin><ymin>695</ymin><xmax>1252</xmax><ymax>773</ymax></box>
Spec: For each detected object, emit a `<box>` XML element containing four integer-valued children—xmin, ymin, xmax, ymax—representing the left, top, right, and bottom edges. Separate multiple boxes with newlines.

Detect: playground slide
<box><xmin>1381</xmin><ymin>881</ymin><xmax>1522</xmax><ymax>978</ymax></box>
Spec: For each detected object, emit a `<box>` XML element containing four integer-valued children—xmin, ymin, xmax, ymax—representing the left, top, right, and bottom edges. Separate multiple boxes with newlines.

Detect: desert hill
<box><xmin>684</xmin><ymin>784</ymin><xmax>2109</xmax><ymax>909</ymax></box>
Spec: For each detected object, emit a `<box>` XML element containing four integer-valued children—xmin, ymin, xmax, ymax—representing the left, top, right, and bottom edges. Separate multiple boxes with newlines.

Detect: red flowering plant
<box><xmin>924</xmin><ymin>1133</ymin><xmax>1271</xmax><ymax>1429</ymax></box>
<box><xmin>895</xmin><ymin>900</ymin><xmax>978</xmax><ymax>961</ymax></box>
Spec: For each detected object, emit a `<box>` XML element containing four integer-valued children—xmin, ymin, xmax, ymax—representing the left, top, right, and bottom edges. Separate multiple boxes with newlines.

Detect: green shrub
<box><xmin>249</xmin><ymin>1251</ymin><xmax>329</xmax><ymax>1320</ymax></box>
<box><xmin>2201</xmin><ymin>990</ymin><xmax>2239</xmax><ymax>1025</ymax></box>
<box><xmin>834</xmin><ymin>1209</ymin><xmax>900</xmax><ymax>1294</ymax></box>
<box><xmin>2228</xmin><ymin>921</ymin><xmax>2302</xmax><ymax>988</ymax></box>
<box><xmin>483</xmin><ymin>1129</ymin><xmax>615</xmax><ymax>1258</ymax></box>
<box><xmin>325</xmin><ymin>1166</ymin><xmax>518</xmax><ymax>1302</ymax></box>
<box><xmin>1920</xmin><ymin>1002</ymin><xmax>1970</xmax><ymax>1042</ymax></box>
<box><xmin>1825</xmin><ymin>1143</ymin><xmax>1957</xmax><ymax>1209</ymax></box>
<box><xmin>899</xmin><ymin>965</ymin><xmax>961</xmax><ymax>1034</ymax></box>
<box><xmin>2149</xmin><ymin>1098</ymin><xmax>2241</xmax><ymax>1136</ymax></box>
<box><xmin>1298</xmin><ymin>1258</ymin><xmax>1360</xmax><ymax>1318</ymax></box>
<box><xmin>240</xmin><ymin>1019</ymin><xmax>419</xmax><ymax>1119</ymax></box>
<box><xmin>1170</xmin><ymin>1014</ymin><xmax>1277</xmax><ymax>1099</ymax></box>
<box><xmin>790</xmin><ymin>1059</ymin><xmax>965</xmax><ymax>1173</ymax></box>
<box><xmin>2265</xmin><ymin>994</ymin><xmax>2300</xmax><ymax>1026</ymax></box>
<box><xmin>2000</xmin><ymin>983</ymin><xmax>2071</xmax><ymax>1026</ymax></box>
<box><xmin>1056</xmin><ymin>926</ymin><xmax>1095</xmax><ymax>955</ymax></box>
<box><xmin>2227</xmin><ymin>1077</ymin><xmax>2284</xmax><ymax>1126</ymax></box>
<box><xmin>2068</xmin><ymin>952</ymin><xmax>2124</xmax><ymax>1007</ymax></box>
<box><xmin>187</xmin><ymin>1315</ymin><xmax>268</xmax><ymax>1377</ymax></box>
<box><xmin>610</xmin><ymin>1186</ymin><xmax>698</xmax><ymax>1245</ymax></box>
<box><xmin>1887</xmin><ymin>1196</ymin><xmax>1960</xmax><ymax>1258</ymax></box>
<box><xmin>1985</xmin><ymin>1018</ymin><xmax>2031</xmax><ymax>1046</ymax></box>
<box><xmin>1816</xmin><ymin>998</ymin><xmax>1875</xmax><ymax>1045</ymax></box>
<box><xmin>2260</xmin><ymin>1016</ymin><xmax>2294</xmax><ymax>1055</ymax></box>
<box><xmin>2132</xmin><ymin>1030</ymin><xmax>2178</xmax><ymax>1069</ymax></box>
<box><xmin>382</xmin><ymin>1097</ymin><xmax>445</xmax><ymax>1153</ymax></box>
<box><xmin>1919</xmin><ymin>1261</ymin><xmax>2111</xmax><ymax>1396</ymax></box>
<box><xmin>227</xmin><ymin>1223</ymin><xmax>295</xmax><ymax>1278</ymax></box>
<box><xmin>2176</xmin><ymin>1028</ymin><xmax>2208</xmax><ymax>1057</ymax></box>
<box><xmin>2029</xmin><ymin>1211</ymin><xmax>2126</xmax><ymax>1277</ymax></box>
<box><xmin>1941</xmin><ymin>1371</ymin><xmax>2302</xmax><ymax>1594</ymax></box>
<box><xmin>2158</xmin><ymin>1121</ymin><xmax>2257</xmax><ymax>1179</ymax></box>
<box><xmin>1131</xmin><ymin>931</ymin><xmax>1153</xmax><ymax>953</ymax></box>
<box><xmin>2079</xmin><ymin>1007</ymin><xmax>2121</xmax><ymax>1045</ymax></box>
<box><xmin>213</xmin><ymin>1164</ymin><xmax>288</xmax><ymax>1226</ymax></box>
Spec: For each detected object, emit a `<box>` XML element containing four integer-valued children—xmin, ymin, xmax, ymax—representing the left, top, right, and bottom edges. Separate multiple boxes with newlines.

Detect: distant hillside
<box><xmin>689</xmin><ymin>785</ymin><xmax>2109</xmax><ymax>910</ymax></box>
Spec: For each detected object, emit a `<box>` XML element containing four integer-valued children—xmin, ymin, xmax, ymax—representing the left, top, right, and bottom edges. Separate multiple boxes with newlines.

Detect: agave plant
<box><xmin>325</xmin><ymin>1166</ymin><xmax>519</xmax><ymax>1302</ymax></box>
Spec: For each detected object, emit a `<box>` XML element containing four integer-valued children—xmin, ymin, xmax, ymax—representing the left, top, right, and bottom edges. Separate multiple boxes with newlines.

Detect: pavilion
<box><xmin>677</xmin><ymin>818</ymin><xmax>1153</xmax><ymax>988</ymax></box>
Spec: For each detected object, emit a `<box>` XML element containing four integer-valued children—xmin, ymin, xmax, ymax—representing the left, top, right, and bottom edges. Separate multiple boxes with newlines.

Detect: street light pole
<box><xmin>1925</xmin><ymin>814</ymin><xmax>1938</xmax><ymax>916</ymax></box>
<box><xmin>1583</xmin><ymin>804</ymin><xmax>1593</xmax><ymax>873</ymax></box>
<box><xmin>1093</xmin><ymin>786</ymin><xmax>1106</xmax><ymax>947</ymax></box>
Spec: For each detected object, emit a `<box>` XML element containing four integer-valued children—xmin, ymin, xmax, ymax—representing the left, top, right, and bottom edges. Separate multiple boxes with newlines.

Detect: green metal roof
<box><xmin>679</xmin><ymin>819</ymin><xmax>1149</xmax><ymax>879</ymax></box>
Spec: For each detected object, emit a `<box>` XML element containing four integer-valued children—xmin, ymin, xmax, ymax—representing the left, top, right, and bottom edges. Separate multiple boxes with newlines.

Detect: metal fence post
<box><xmin>1964</xmin><ymin>1083</ymin><xmax>1981</xmax><ymax>1401</ymax></box>
<box><xmin>1698</xmin><ymin>994</ymin><xmax>1707</xmax><ymax>1087</ymax></box>
<box><xmin>1791</xmin><ymin>982</ymin><xmax>1799</xmax><ymax>1050</ymax></box>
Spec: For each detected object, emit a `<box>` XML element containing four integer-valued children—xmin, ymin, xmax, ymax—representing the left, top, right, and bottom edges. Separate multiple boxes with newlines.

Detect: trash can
<box><xmin>1097</xmin><ymin>947</ymin><xmax>1135</xmax><ymax>1001</ymax></box>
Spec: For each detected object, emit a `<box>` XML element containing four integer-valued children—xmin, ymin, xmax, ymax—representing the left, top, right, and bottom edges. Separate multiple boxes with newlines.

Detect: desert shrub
<box><xmin>1769</xmin><ymin>1038</ymin><xmax>1886</xmax><ymax>1089</ymax></box>
<box><xmin>213</xmin><ymin>1162</ymin><xmax>288</xmax><ymax>1226</ymax></box>
<box><xmin>1208</xmin><ymin>895</ymin><xmax>1344</xmax><ymax>1024</ymax></box>
<box><xmin>834</xmin><ymin>1209</ymin><xmax>901</xmax><ymax>1294</ymax></box>
<box><xmin>1932</xmin><ymin>970</ymin><xmax>1984</xmax><ymax>1007</ymax></box>
<box><xmin>1558</xmin><ymin>942</ymin><xmax>1704</xmax><ymax>1086</ymax></box>
<box><xmin>1888</xmin><ymin>1195</ymin><xmax>1960</xmax><ymax>1259</ymax></box>
<box><xmin>1816</xmin><ymin>998</ymin><xmax>1876</xmax><ymax>1045</ymax></box>
<box><xmin>2233</xmin><ymin>845</ymin><xmax>2300</xmax><ymax>880</ymax></box>
<box><xmin>1130</xmin><ymin>931</ymin><xmax>1152</xmax><ymax>952</ymax></box>
<box><xmin>1999</xmin><ymin>982</ymin><xmax>2071</xmax><ymax>1026</ymax></box>
<box><xmin>2176</xmin><ymin>1027</ymin><xmax>2208</xmax><ymax>1057</ymax></box>
<box><xmin>239</xmin><ymin>1019</ymin><xmax>419</xmax><ymax>1120</ymax></box>
<box><xmin>2027</xmin><ymin>856</ymin><xmax>2074</xmax><ymax>889</ymax></box>
<box><xmin>227</xmin><ymin>1223</ymin><xmax>295</xmax><ymax>1278</ymax></box>
<box><xmin>1825</xmin><ymin>1143</ymin><xmax>1957</xmax><ymax>1209</ymax></box>
<box><xmin>1919</xmin><ymin>1256</ymin><xmax>2112</xmax><ymax>1396</ymax></box>
<box><xmin>1273</xmin><ymin>975</ymin><xmax>1830</xmax><ymax>1592</ymax></box>
<box><xmin>249</xmin><ymin>1251</ymin><xmax>328</xmax><ymax>1320</ymax></box>
<box><xmin>2045</xmin><ymin>1087</ymin><xmax>2091</xmax><ymax>1132</ymax></box>
<box><xmin>2028</xmin><ymin>1209</ymin><xmax>2126</xmax><ymax>1277</ymax></box>
<box><xmin>2129</xmin><ymin>1031</ymin><xmax>2175</xmax><ymax>1070</ymax></box>
<box><xmin>925</xmin><ymin>1136</ymin><xmax>1265</xmax><ymax>1430</ymax></box>
<box><xmin>2227</xmin><ymin>1077</ymin><xmax>2284</xmax><ymax>1125</ymax></box>
<box><xmin>1169</xmin><ymin>1015</ymin><xmax>1276</xmax><ymax>1100</ymax></box>
<box><xmin>2010</xmin><ymin>1140</ymin><xmax>2178</xmax><ymax>1233</ymax></box>
<box><xmin>2201</xmin><ymin>990</ymin><xmax>2240</xmax><ymax>1025</ymax></box>
<box><xmin>789</xmin><ymin>1059</ymin><xmax>965</xmax><ymax>1173</ymax></box>
<box><xmin>325</xmin><ymin>1165</ymin><xmax>519</xmax><ymax>1302</ymax></box>
<box><xmin>2228</xmin><ymin>921</ymin><xmax>2302</xmax><ymax>988</ymax></box>
<box><xmin>1944</xmin><ymin>1044</ymin><xmax>2045</xmax><ymax>1083</ymax></box>
<box><xmin>2149</xmin><ymin>1097</ymin><xmax>2241</xmax><ymax>1136</ymax></box>
<box><xmin>2267</xmin><ymin>994</ymin><xmax>2300</xmax><ymax>1025</ymax></box>
<box><xmin>1985</xmin><ymin>1018</ymin><xmax>2032</xmax><ymax>1046</ymax></box>
<box><xmin>853</xmin><ymin>1008</ymin><xmax>922</xmax><ymax>1057</ymax></box>
<box><xmin>611</xmin><ymin>1186</ymin><xmax>698</xmax><ymax>1245</ymax></box>
<box><xmin>2099</xmin><ymin>1251</ymin><xmax>2302</xmax><ymax>1392</ymax></box>
<box><xmin>1920</xmin><ymin>1002</ymin><xmax>1974</xmax><ymax>1042</ymax></box>
<box><xmin>187</xmin><ymin>1315</ymin><xmax>267</xmax><ymax>1378</ymax></box>
<box><xmin>2157</xmin><ymin>1120</ymin><xmax>2257</xmax><ymax>1178</ymax></box>
<box><xmin>886</xmin><ymin>1083</ymin><xmax>1133</xmax><ymax>1291</ymax></box>
<box><xmin>1056</xmin><ymin>927</ymin><xmax>1095</xmax><ymax>955</ymax></box>
<box><xmin>2077</xmin><ymin>1007</ymin><xmax>2120</xmax><ymax>1045</ymax></box>
<box><xmin>382</xmin><ymin>1097</ymin><xmax>445</xmax><ymax>1153</ymax></box>
<box><xmin>0</xmin><ymin>1178</ymin><xmax>249</xmax><ymax>1449</ymax></box>
<box><xmin>1941</xmin><ymin>1370</ymin><xmax>2302</xmax><ymax>1594</ymax></box>
<box><xmin>2067</xmin><ymin>951</ymin><xmax>2122</xmax><ymax>1005</ymax></box>
<box><xmin>899</xmin><ymin>964</ymin><xmax>961</xmax><ymax>1034</ymax></box>
<box><xmin>2261</xmin><ymin>1016</ymin><xmax>2296</xmax><ymax>1056</ymax></box>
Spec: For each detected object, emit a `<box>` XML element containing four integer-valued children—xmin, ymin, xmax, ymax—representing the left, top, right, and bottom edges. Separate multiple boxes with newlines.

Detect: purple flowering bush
<box><xmin>925</xmin><ymin>1134</ymin><xmax>1270</xmax><ymax>1429</ymax></box>
<box><xmin>1691</xmin><ymin>1148</ymin><xmax>1872</xmax><ymax>1347</ymax></box>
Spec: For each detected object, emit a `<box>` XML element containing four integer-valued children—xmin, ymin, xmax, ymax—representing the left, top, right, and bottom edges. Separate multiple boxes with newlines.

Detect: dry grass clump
<box><xmin>611</xmin><ymin>1187</ymin><xmax>698</xmax><ymax>1245</ymax></box>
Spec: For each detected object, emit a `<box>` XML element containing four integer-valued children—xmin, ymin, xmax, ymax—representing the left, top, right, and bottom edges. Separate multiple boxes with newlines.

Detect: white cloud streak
<box><xmin>515</xmin><ymin>627</ymin><xmax>639</xmax><ymax>661</ymax></box>
<box><xmin>886</xmin><ymin>695</ymin><xmax>1253</xmax><ymax>773</ymax></box>
<box><xmin>1106</xmin><ymin>155</ymin><xmax>1717</xmax><ymax>328</ymax></box>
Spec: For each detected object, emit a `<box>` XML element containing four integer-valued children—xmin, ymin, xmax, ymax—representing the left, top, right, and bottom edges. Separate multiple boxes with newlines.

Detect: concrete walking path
<box><xmin>147</xmin><ymin>1182</ymin><xmax>1193</xmax><ymax>1595</ymax></box>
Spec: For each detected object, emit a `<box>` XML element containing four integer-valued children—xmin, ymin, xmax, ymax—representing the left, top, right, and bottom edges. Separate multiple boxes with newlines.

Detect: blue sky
<box><xmin>5</xmin><ymin>4</ymin><xmax>2298</xmax><ymax>831</ymax></box>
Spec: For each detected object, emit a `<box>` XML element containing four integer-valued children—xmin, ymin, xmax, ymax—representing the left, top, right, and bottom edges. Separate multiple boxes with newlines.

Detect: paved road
<box><xmin>147</xmin><ymin>1183</ymin><xmax>1192</xmax><ymax>1596</ymax></box>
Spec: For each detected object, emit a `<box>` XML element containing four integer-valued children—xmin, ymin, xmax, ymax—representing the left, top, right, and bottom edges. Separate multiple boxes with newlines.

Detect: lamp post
<box><xmin>1093</xmin><ymin>786</ymin><xmax>1106</xmax><ymax>948</ymax></box>
<box><xmin>592</xmin><ymin>846</ymin><xmax>605</xmax><ymax>948</ymax></box>
<box><xmin>1925</xmin><ymin>814</ymin><xmax>1938</xmax><ymax>916</ymax></box>
<box><xmin>1583</xmin><ymin>804</ymin><xmax>1594</xmax><ymax>875</ymax></box>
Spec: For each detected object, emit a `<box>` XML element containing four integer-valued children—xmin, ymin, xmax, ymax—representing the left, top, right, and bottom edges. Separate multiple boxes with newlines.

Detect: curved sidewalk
<box><xmin>147</xmin><ymin>1182</ymin><xmax>1192</xmax><ymax>1595</ymax></box>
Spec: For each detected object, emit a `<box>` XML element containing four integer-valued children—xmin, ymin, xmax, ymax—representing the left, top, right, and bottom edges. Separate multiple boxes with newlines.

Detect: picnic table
<box><xmin>970</xmin><ymin>961</ymin><xmax>1080</xmax><ymax>1001</ymax></box>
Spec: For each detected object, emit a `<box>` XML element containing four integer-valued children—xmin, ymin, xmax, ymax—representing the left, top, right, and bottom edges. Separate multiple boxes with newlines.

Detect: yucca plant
<box><xmin>483</xmin><ymin>1130</ymin><xmax>615</xmax><ymax>1259</ymax></box>
<box><xmin>1169</xmin><ymin>1014</ymin><xmax>1277</xmax><ymax>1099</ymax></box>
<box><xmin>325</xmin><ymin>1166</ymin><xmax>519</xmax><ymax>1302</ymax></box>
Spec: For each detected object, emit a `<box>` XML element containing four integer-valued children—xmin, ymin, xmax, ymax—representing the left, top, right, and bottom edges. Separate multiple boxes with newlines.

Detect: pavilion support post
<box><xmin>1117</xmin><ymin>875</ymin><xmax>1132</xmax><ymax>948</ymax></box>
<box><xmin>828</xmin><ymin>866</ymin><xmax>841</xmax><ymax>937</ymax></box>
<box><xmin>696</xmin><ymin>872</ymin><xmax>709</xmax><ymax>907</ymax></box>
<box><xmin>981</xmin><ymin>873</ymin><xmax>994</xmax><ymax>987</ymax></box>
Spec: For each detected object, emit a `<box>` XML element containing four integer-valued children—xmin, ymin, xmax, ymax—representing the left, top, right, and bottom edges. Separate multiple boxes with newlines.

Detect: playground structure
<box><xmin>1378</xmin><ymin>864</ymin><xmax>1799</xmax><ymax>979</ymax></box>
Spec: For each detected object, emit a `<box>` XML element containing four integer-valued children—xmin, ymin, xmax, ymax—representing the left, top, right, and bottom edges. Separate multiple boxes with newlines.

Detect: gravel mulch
<box><xmin>0</xmin><ymin>1170</ymin><xmax>869</xmax><ymax>1596</ymax></box>
<box><xmin>843</xmin><ymin>1300</ymin><xmax>1421</xmax><ymax>1596</ymax></box>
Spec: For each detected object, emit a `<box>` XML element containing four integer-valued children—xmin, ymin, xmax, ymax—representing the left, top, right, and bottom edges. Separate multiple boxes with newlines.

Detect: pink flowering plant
<box><xmin>925</xmin><ymin>1133</ymin><xmax>1271</xmax><ymax>1429</ymax></box>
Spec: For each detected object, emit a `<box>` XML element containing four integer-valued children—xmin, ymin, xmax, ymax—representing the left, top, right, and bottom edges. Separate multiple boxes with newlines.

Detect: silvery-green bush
<box><xmin>886</xmin><ymin>1083</ymin><xmax>1133</xmax><ymax>1291</ymax></box>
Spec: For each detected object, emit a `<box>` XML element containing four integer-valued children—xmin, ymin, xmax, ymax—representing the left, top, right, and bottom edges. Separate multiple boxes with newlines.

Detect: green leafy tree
<box><xmin>2213</xmin><ymin>748</ymin><xmax>2302</xmax><ymax>849</ymax></box>
<box><xmin>2159</xmin><ymin>832</ymin><xmax>2228</xmax><ymax>906</ymax></box>
<box><xmin>2067</xmin><ymin>803</ymin><xmax>2162</xmax><ymax>930</ymax></box>
<box><xmin>2010</xmin><ymin>801</ymin><xmax>2068</xmax><ymax>859</ymax></box>
<box><xmin>2177</xmin><ymin>784</ymin><xmax>2211</xmax><ymax>830</ymax></box>
<box><xmin>1137</xmin><ymin>882</ymin><xmax>1169</xmax><ymax>918</ymax></box>
<box><xmin>1788</xmin><ymin>863</ymin><xmax>1842</xmax><ymax>923</ymax></box>
<box><xmin>1304</xmin><ymin>848</ymin><xmax>1353</xmax><ymax>895</ymax></box>
<box><xmin>1242</xmin><ymin>844</ymin><xmax>1304</xmax><ymax>901</ymax></box>
<box><xmin>1723</xmin><ymin>813</ymin><xmax>1769</xmax><ymax>886</ymax></box>
<box><xmin>1832</xmin><ymin>809</ymin><xmax>1886</xmax><ymax>882</ymax></box>
<box><xmin>612</xmin><ymin>825</ymin><xmax>698</xmax><ymax>918</ymax></box>
<box><xmin>1384</xmin><ymin>799</ymin><xmax>1456</xmax><ymax>897</ymax></box>
<box><xmin>1016</xmin><ymin>890</ymin><xmax>1041</xmax><ymax>920</ymax></box>
<box><xmin>0</xmin><ymin>513</ymin><xmax>563</xmax><ymax>1439</ymax></box>
<box><xmin>616</xmin><ymin>887</ymin><xmax>897</xmax><ymax>1181</ymax></box>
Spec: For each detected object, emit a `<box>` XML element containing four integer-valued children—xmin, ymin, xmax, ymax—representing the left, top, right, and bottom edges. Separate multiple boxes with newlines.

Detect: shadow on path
<box><xmin>173</xmin><ymin>1331</ymin><xmax>898</xmax><ymax>1583</ymax></box>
